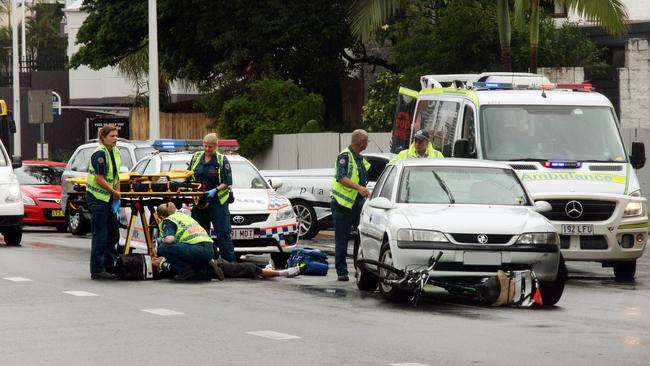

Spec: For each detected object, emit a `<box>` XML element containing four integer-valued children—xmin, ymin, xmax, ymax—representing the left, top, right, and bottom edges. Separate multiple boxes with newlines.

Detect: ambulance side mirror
<box><xmin>630</xmin><ymin>142</ymin><xmax>646</xmax><ymax>169</ymax></box>
<box><xmin>453</xmin><ymin>139</ymin><xmax>470</xmax><ymax>158</ymax></box>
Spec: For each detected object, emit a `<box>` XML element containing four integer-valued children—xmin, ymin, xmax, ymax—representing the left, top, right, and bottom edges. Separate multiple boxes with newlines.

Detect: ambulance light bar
<box><xmin>543</xmin><ymin>161</ymin><xmax>582</xmax><ymax>169</ymax></box>
<box><xmin>556</xmin><ymin>83</ymin><xmax>593</xmax><ymax>91</ymax></box>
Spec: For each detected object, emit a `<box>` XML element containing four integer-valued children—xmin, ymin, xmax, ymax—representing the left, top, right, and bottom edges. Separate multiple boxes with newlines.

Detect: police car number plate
<box><xmin>231</xmin><ymin>229</ymin><xmax>255</xmax><ymax>240</ymax></box>
<box><xmin>561</xmin><ymin>224</ymin><xmax>593</xmax><ymax>236</ymax></box>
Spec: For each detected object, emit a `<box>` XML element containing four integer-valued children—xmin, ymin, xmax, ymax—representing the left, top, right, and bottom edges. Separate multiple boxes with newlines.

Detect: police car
<box><xmin>120</xmin><ymin>140</ymin><xmax>299</xmax><ymax>266</ymax></box>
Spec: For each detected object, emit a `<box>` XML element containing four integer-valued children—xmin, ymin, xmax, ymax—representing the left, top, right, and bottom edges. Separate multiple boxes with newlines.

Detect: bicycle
<box><xmin>356</xmin><ymin>251</ymin><xmax>542</xmax><ymax>307</ymax></box>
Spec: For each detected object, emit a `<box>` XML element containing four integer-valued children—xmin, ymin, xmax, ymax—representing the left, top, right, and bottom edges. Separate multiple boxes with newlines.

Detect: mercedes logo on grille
<box><xmin>565</xmin><ymin>200</ymin><xmax>583</xmax><ymax>219</ymax></box>
<box><xmin>232</xmin><ymin>215</ymin><xmax>245</xmax><ymax>224</ymax></box>
<box><xmin>477</xmin><ymin>234</ymin><xmax>488</xmax><ymax>244</ymax></box>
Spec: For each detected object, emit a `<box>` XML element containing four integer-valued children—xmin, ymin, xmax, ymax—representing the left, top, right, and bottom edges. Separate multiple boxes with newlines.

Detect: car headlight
<box><xmin>397</xmin><ymin>229</ymin><xmax>448</xmax><ymax>242</ymax></box>
<box><xmin>516</xmin><ymin>232</ymin><xmax>559</xmax><ymax>245</ymax></box>
<box><xmin>22</xmin><ymin>195</ymin><xmax>36</xmax><ymax>205</ymax></box>
<box><xmin>4</xmin><ymin>183</ymin><xmax>21</xmax><ymax>203</ymax></box>
<box><xmin>276</xmin><ymin>206</ymin><xmax>295</xmax><ymax>221</ymax></box>
<box><xmin>624</xmin><ymin>190</ymin><xmax>645</xmax><ymax>217</ymax></box>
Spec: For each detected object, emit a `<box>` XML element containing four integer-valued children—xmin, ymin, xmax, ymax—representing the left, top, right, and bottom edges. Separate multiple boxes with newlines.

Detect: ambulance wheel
<box><xmin>539</xmin><ymin>257</ymin><xmax>567</xmax><ymax>307</ymax></box>
<box><xmin>614</xmin><ymin>261</ymin><xmax>636</xmax><ymax>281</ymax></box>
<box><xmin>66</xmin><ymin>207</ymin><xmax>89</xmax><ymax>236</ymax></box>
<box><xmin>291</xmin><ymin>199</ymin><xmax>319</xmax><ymax>240</ymax></box>
<box><xmin>271</xmin><ymin>252</ymin><xmax>290</xmax><ymax>269</ymax></box>
<box><xmin>2</xmin><ymin>229</ymin><xmax>22</xmax><ymax>246</ymax></box>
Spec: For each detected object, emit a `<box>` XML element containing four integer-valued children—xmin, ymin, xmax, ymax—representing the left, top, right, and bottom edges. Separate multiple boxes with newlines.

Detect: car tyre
<box><xmin>377</xmin><ymin>241</ymin><xmax>408</xmax><ymax>302</ymax></box>
<box><xmin>539</xmin><ymin>256</ymin><xmax>567</xmax><ymax>307</ymax></box>
<box><xmin>354</xmin><ymin>238</ymin><xmax>378</xmax><ymax>292</ymax></box>
<box><xmin>66</xmin><ymin>206</ymin><xmax>89</xmax><ymax>236</ymax></box>
<box><xmin>613</xmin><ymin>261</ymin><xmax>636</xmax><ymax>281</ymax></box>
<box><xmin>271</xmin><ymin>252</ymin><xmax>290</xmax><ymax>269</ymax></box>
<box><xmin>292</xmin><ymin>199</ymin><xmax>319</xmax><ymax>240</ymax></box>
<box><xmin>3</xmin><ymin>229</ymin><xmax>22</xmax><ymax>246</ymax></box>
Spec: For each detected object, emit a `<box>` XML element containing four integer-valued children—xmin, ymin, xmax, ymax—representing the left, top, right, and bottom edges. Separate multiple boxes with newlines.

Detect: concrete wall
<box><xmin>618</xmin><ymin>38</ymin><xmax>650</xmax><ymax>129</ymax></box>
<box><xmin>251</xmin><ymin>132</ymin><xmax>392</xmax><ymax>170</ymax></box>
<box><xmin>538</xmin><ymin>67</ymin><xmax>585</xmax><ymax>83</ymax></box>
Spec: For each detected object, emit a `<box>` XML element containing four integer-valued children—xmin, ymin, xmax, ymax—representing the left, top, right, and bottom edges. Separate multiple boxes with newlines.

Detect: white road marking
<box><xmin>245</xmin><ymin>330</ymin><xmax>301</xmax><ymax>340</ymax></box>
<box><xmin>141</xmin><ymin>308</ymin><xmax>184</xmax><ymax>316</ymax></box>
<box><xmin>390</xmin><ymin>363</ymin><xmax>431</xmax><ymax>366</ymax></box>
<box><xmin>3</xmin><ymin>277</ymin><xmax>33</xmax><ymax>282</ymax></box>
<box><xmin>63</xmin><ymin>291</ymin><xmax>98</xmax><ymax>297</ymax></box>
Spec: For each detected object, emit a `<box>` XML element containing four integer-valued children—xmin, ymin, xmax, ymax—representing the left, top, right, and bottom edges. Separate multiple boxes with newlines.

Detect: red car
<box><xmin>14</xmin><ymin>160</ymin><xmax>67</xmax><ymax>231</ymax></box>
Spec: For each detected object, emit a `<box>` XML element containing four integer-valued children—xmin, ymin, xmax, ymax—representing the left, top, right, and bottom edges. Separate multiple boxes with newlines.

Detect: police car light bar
<box><xmin>556</xmin><ymin>83</ymin><xmax>593</xmax><ymax>91</ymax></box>
<box><xmin>472</xmin><ymin>81</ymin><xmax>513</xmax><ymax>89</ymax></box>
<box><xmin>152</xmin><ymin>139</ymin><xmax>189</xmax><ymax>152</ymax></box>
<box><xmin>543</xmin><ymin>161</ymin><xmax>582</xmax><ymax>169</ymax></box>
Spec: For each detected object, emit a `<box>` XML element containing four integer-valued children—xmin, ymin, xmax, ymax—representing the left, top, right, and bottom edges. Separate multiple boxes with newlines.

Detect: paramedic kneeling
<box><xmin>156</xmin><ymin>202</ymin><xmax>220</xmax><ymax>281</ymax></box>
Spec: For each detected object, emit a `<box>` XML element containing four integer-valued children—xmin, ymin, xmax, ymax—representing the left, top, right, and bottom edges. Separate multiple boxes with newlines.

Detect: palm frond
<box><xmin>349</xmin><ymin>0</ymin><xmax>404</xmax><ymax>42</ymax></box>
<box><xmin>565</xmin><ymin>0</ymin><xmax>628</xmax><ymax>35</ymax></box>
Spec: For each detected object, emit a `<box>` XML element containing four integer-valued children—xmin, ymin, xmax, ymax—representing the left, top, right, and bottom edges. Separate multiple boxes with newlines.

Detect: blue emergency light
<box><xmin>153</xmin><ymin>139</ymin><xmax>189</xmax><ymax>152</ymax></box>
<box><xmin>473</xmin><ymin>81</ymin><xmax>513</xmax><ymax>89</ymax></box>
<box><xmin>543</xmin><ymin>161</ymin><xmax>582</xmax><ymax>169</ymax></box>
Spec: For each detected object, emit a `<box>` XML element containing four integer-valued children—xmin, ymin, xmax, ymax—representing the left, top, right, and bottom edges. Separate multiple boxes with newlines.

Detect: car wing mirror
<box><xmin>268</xmin><ymin>177</ymin><xmax>283</xmax><ymax>189</ymax></box>
<box><xmin>630</xmin><ymin>142</ymin><xmax>646</xmax><ymax>169</ymax></box>
<box><xmin>369</xmin><ymin>197</ymin><xmax>393</xmax><ymax>210</ymax></box>
<box><xmin>11</xmin><ymin>155</ymin><xmax>21</xmax><ymax>169</ymax></box>
<box><xmin>533</xmin><ymin>200</ymin><xmax>552</xmax><ymax>213</ymax></box>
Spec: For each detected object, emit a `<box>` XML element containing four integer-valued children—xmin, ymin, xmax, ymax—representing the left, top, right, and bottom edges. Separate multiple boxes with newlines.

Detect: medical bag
<box><xmin>287</xmin><ymin>247</ymin><xmax>329</xmax><ymax>276</ymax></box>
<box><xmin>114</xmin><ymin>254</ymin><xmax>155</xmax><ymax>280</ymax></box>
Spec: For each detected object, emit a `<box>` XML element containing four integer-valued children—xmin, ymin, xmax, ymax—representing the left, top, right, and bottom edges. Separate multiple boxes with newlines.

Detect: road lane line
<box><xmin>2</xmin><ymin>277</ymin><xmax>33</xmax><ymax>282</ymax></box>
<box><xmin>245</xmin><ymin>330</ymin><xmax>301</xmax><ymax>340</ymax></box>
<box><xmin>63</xmin><ymin>291</ymin><xmax>98</xmax><ymax>297</ymax></box>
<box><xmin>141</xmin><ymin>308</ymin><xmax>184</xmax><ymax>316</ymax></box>
<box><xmin>390</xmin><ymin>363</ymin><xmax>431</xmax><ymax>366</ymax></box>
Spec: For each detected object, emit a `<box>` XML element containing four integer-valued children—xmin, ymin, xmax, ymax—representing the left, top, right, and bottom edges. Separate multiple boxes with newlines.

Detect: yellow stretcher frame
<box><xmin>66</xmin><ymin>170</ymin><xmax>207</xmax><ymax>256</ymax></box>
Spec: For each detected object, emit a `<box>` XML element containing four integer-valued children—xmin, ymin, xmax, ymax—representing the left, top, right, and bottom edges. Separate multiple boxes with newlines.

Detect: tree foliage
<box><xmin>362</xmin><ymin>72</ymin><xmax>405</xmax><ymax>132</ymax></box>
<box><xmin>208</xmin><ymin>78</ymin><xmax>324</xmax><ymax>157</ymax></box>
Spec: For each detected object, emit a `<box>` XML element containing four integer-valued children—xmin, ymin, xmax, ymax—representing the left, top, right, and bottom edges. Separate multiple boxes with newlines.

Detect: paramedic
<box><xmin>86</xmin><ymin>125</ymin><xmax>121</xmax><ymax>280</ymax></box>
<box><xmin>330</xmin><ymin>129</ymin><xmax>370</xmax><ymax>282</ymax></box>
<box><xmin>189</xmin><ymin>133</ymin><xmax>236</xmax><ymax>262</ymax></box>
<box><xmin>389</xmin><ymin>129</ymin><xmax>444</xmax><ymax>164</ymax></box>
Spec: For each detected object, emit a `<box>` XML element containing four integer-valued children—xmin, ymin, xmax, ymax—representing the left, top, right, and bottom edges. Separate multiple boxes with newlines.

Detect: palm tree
<box><xmin>514</xmin><ymin>0</ymin><xmax>628</xmax><ymax>73</ymax></box>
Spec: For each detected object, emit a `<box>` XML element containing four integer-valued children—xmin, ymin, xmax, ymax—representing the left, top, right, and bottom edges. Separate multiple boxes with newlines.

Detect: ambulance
<box><xmin>392</xmin><ymin>73</ymin><xmax>647</xmax><ymax>280</ymax></box>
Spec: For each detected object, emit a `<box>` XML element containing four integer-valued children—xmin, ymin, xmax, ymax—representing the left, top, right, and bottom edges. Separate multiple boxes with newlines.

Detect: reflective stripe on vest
<box><xmin>87</xmin><ymin>145</ymin><xmax>122</xmax><ymax>202</ymax></box>
<box><xmin>158</xmin><ymin>212</ymin><xmax>212</xmax><ymax>245</ymax></box>
<box><xmin>190</xmin><ymin>151</ymin><xmax>230</xmax><ymax>205</ymax></box>
<box><xmin>330</xmin><ymin>148</ymin><xmax>371</xmax><ymax>209</ymax></box>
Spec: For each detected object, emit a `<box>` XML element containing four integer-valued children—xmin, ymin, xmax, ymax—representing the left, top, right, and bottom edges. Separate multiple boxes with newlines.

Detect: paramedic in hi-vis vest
<box><xmin>389</xmin><ymin>129</ymin><xmax>444</xmax><ymax>165</ymax></box>
<box><xmin>330</xmin><ymin>129</ymin><xmax>371</xmax><ymax>282</ymax></box>
<box><xmin>86</xmin><ymin>125</ymin><xmax>121</xmax><ymax>280</ymax></box>
<box><xmin>189</xmin><ymin>133</ymin><xmax>236</xmax><ymax>263</ymax></box>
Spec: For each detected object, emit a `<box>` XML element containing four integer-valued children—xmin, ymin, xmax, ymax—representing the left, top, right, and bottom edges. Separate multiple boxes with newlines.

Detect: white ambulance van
<box><xmin>392</xmin><ymin>73</ymin><xmax>647</xmax><ymax>280</ymax></box>
<box><xmin>0</xmin><ymin>138</ymin><xmax>23</xmax><ymax>245</ymax></box>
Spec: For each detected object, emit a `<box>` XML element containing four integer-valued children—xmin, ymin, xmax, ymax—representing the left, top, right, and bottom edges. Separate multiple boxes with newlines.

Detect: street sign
<box><xmin>28</xmin><ymin>90</ymin><xmax>53</xmax><ymax>124</ymax></box>
<box><xmin>52</xmin><ymin>91</ymin><xmax>61</xmax><ymax>116</ymax></box>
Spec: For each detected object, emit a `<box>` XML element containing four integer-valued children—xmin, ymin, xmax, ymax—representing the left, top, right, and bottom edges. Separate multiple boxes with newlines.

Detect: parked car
<box><xmin>356</xmin><ymin>158</ymin><xmax>566</xmax><ymax>306</ymax></box>
<box><xmin>123</xmin><ymin>150</ymin><xmax>299</xmax><ymax>267</ymax></box>
<box><xmin>61</xmin><ymin>138</ymin><xmax>156</xmax><ymax>235</ymax></box>
<box><xmin>261</xmin><ymin>152</ymin><xmax>394</xmax><ymax>239</ymax></box>
<box><xmin>14</xmin><ymin>160</ymin><xmax>67</xmax><ymax>231</ymax></box>
<box><xmin>0</xmin><ymin>138</ymin><xmax>23</xmax><ymax>245</ymax></box>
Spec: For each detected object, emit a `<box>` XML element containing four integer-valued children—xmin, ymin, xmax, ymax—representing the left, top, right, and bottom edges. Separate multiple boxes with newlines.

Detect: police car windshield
<box><xmin>480</xmin><ymin>106</ymin><xmax>626</xmax><ymax>162</ymax></box>
<box><xmin>231</xmin><ymin>160</ymin><xmax>269</xmax><ymax>189</ymax></box>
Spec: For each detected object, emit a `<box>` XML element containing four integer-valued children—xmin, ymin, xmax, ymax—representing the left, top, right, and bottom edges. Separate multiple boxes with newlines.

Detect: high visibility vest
<box><xmin>87</xmin><ymin>144</ymin><xmax>122</xmax><ymax>202</ymax></box>
<box><xmin>158</xmin><ymin>212</ymin><xmax>212</xmax><ymax>245</ymax></box>
<box><xmin>330</xmin><ymin>147</ymin><xmax>371</xmax><ymax>209</ymax></box>
<box><xmin>190</xmin><ymin>151</ymin><xmax>230</xmax><ymax>205</ymax></box>
<box><xmin>388</xmin><ymin>142</ymin><xmax>444</xmax><ymax>165</ymax></box>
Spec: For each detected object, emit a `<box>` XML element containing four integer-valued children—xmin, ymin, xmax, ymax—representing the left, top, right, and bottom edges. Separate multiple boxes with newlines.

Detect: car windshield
<box><xmin>480</xmin><ymin>105</ymin><xmax>626</xmax><ymax>162</ymax></box>
<box><xmin>15</xmin><ymin>165</ymin><xmax>64</xmax><ymax>185</ymax></box>
<box><xmin>397</xmin><ymin>166</ymin><xmax>530</xmax><ymax>205</ymax></box>
<box><xmin>231</xmin><ymin>160</ymin><xmax>269</xmax><ymax>189</ymax></box>
<box><xmin>135</xmin><ymin>147</ymin><xmax>156</xmax><ymax>161</ymax></box>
